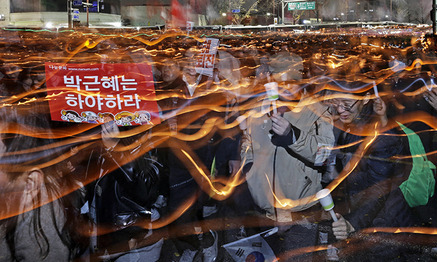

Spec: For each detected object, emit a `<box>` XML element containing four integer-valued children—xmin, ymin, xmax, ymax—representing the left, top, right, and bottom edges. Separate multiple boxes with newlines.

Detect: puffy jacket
<box><xmin>335</xmin><ymin>122</ymin><xmax>408</xmax><ymax>230</ymax></box>
<box><xmin>241</xmin><ymin>97</ymin><xmax>334</xmax><ymax>221</ymax></box>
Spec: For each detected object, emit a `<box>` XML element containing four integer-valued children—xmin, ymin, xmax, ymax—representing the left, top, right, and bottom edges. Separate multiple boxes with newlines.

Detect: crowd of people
<box><xmin>0</xmin><ymin>28</ymin><xmax>437</xmax><ymax>261</ymax></box>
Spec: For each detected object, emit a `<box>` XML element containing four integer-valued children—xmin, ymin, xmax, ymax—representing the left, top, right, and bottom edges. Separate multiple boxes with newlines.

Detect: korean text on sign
<box><xmin>45</xmin><ymin>63</ymin><xmax>161</xmax><ymax>126</ymax></box>
<box><xmin>195</xmin><ymin>38</ymin><xmax>219</xmax><ymax>77</ymax></box>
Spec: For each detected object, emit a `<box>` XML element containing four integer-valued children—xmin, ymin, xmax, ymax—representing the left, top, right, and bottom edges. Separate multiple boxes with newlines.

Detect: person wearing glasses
<box><xmin>326</xmin><ymin>84</ymin><xmax>407</xmax><ymax>242</ymax></box>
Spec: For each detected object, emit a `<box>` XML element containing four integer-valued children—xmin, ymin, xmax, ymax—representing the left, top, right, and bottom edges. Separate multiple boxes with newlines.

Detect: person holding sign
<box><xmin>158</xmin><ymin>50</ymin><xmax>239</xmax><ymax>262</ymax></box>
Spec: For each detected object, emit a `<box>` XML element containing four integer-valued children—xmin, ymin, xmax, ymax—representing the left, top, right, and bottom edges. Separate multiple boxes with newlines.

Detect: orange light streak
<box><xmin>180</xmin><ymin>149</ymin><xmax>245</xmax><ymax>200</ymax></box>
<box><xmin>361</xmin><ymin>227</ymin><xmax>437</xmax><ymax>235</ymax></box>
<box><xmin>2</xmin><ymin>28</ymin><xmax>437</xmax><ymax>256</ymax></box>
<box><xmin>327</xmin><ymin>122</ymin><xmax>380</xmax><ymax>192</ymax></box>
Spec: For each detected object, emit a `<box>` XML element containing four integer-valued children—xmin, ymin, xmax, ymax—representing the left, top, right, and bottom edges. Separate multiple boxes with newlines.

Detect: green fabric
<box><xmin>398</xmin><ymin>122</ymin><xmax>436</xmax><ymax>207</ymax></box>
<box><xmin>210</xmin><ymin>156</ymin><xmax>216</xmax><ymax>178</ymax></box>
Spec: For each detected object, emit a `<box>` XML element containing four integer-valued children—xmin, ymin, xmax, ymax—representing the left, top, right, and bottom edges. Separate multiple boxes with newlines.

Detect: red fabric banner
<box><xmin>45</xmin><ymin>62</ymin><xmax>161</xmax><ymax>126</ymax></box>
<box><xmin>170</xmin><ymin>0</ymin><xmax>187</xmax><ymax>28</ymax></box>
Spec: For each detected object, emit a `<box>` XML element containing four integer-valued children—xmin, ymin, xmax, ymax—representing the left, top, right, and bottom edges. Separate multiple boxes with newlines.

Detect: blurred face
<box><xmin>66</xmin><ymin>113</ymin><xmax>75</xmax><ymax>120</ymax></box>
<box><xmin>332</xmin><ymin>98</ymin><xmax>363</xmax><ymax>124</ymax></box>
<box><xmin>162</xmin><ymin>60</ymin><xmax>181</xmax><ymax>83</ymax></box>
<box><xmin>32</xmin><ymin>72</ymin><xmax>45</xmax><ymax>86</ymax></box>
<box><xmin>0</xmin><ymin>135</ymin><xmax>26</xmax><ymax>206</ymax></box>
<box><xmin>139</xmin><ymin>114</ymin><xmax>149</xmax><ymax>122</ymax></box>
<box><xmin>88</xmin><ymin>115</ymin><xmax>98</xmax><ymax>121</ymax></box>
<box><xmin>100</xmin><ymin>115</ymin><xmax>113</xmax><ymax>123</ymax></box>
<box><xmin>182</xmin><ymin>61</ymin><xmax>196</xmax><ymax>77</ymax></box>
<box><xmin>4</xmin><ymin>63</ymin><xmax>21</xmax><ymax>80</ymax></box>
<box><xmin>278</xmin><ymin>85</ymin><xmax>299</xmax><ymax>101</ymax></box>
<box><xmin>121</xmin><ymin>116</ymin><xmax>132</xmax><ymax>123</ymax></box>
<box><xmin>22</xmin><ymin>77</ymin><xmax>33</xmax><ymax>91</ymax></box>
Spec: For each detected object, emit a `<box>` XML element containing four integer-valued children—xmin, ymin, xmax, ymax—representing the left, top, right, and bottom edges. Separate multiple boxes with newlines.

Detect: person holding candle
<box><xmin>239</xmin><ymin>80</ymin><xmax>335</xmax><ymax>258</ymax></box>
<box><xmin>326</xmin><ymin>82</ymin><xmax>408</xmax><ymax>241</ymax></box>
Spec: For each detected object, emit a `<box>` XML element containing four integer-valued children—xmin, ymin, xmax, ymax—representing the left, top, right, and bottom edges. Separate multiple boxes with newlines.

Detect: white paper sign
<box><xmin>195</xmin><ymin>38</ymin><xmax>219</xmax><ymax>77</ymax></box>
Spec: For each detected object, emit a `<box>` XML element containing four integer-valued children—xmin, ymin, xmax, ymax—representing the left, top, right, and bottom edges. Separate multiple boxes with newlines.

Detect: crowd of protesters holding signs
<box><xmin>0</xmin><ymin>28</ymin><xmax>437</xmax><ymax>261</ymax></box>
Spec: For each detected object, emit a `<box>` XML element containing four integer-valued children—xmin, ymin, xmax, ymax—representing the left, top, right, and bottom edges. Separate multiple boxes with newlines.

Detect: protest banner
<box><xmin>45</xmin><ymin>62</ymin><xmax>160</xmax><ymax>126</ymax></box>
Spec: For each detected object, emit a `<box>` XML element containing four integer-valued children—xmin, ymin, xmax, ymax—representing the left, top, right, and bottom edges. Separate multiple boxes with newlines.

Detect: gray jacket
<box><xmin>241</xmin><ymin>98</ymin><xmax>334</xmax><ymax>221</ymax></box>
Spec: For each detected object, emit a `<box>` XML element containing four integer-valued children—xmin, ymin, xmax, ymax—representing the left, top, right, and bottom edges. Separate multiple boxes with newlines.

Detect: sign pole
<box><xmin>434</xmin><ymin>0</ymin><xmax>437</xmax><ymax>35</ymax></box>
<box><xmin>67</xmin><ymin>0</ymin><xmax>72</xmax><ymax>28</ymax></box>
<box><xmin>390</xmin><ymin>0</ymin><xmax>393</xmax><ymax>21</ymax></box>
<box><xmin>86</xmin><ymin>0</ymin><xmax>89</xmax><ymax>27</ymax></box>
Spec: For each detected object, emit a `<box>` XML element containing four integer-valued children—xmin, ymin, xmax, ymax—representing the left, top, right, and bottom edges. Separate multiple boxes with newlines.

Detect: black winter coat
<box><xmin>333</xmin><ymin>116</ymin><xmax>409</xmax><ymax>230</ymax></box>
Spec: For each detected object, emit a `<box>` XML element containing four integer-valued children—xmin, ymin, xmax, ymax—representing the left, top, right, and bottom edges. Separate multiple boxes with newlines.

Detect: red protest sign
<box><xmin>45</xmin><ymin>63</ymin><xmax>161</xmax><ymax>126</ymax></box>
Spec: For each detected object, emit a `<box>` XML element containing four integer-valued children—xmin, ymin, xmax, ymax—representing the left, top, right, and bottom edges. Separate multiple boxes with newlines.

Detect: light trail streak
<box><xmin>361</xmin><ymin>227</ymin><xmax>437</xmax><ymax>235</ymax></box>
<box><xmin>326</xmin><ymin>122</ymin><xmax>380</xmax><ymax>192</ymax></box>
<box><xmin>2</xmin><ymin>27</ymin><xmax>437</xmax><ymax>258</ymax></box>
<box><xmin>279</xmin><ymin>245</ymin><xmax>330</xmax><ymax>261</ymax></box>
<box><xmin>179</xmin><ymin>149</ymin><xmax>245</xmax><ymax>200</ymax></box>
